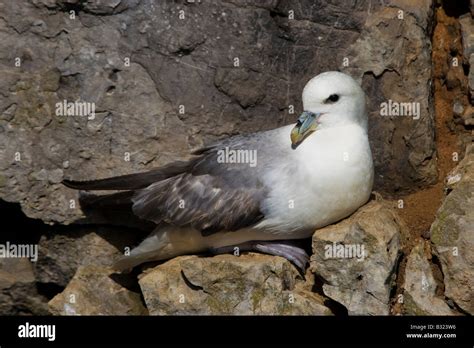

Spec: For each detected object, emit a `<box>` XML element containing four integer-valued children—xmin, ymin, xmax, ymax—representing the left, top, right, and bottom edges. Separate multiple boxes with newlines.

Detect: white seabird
<box><xmin>63</xmin><ymin>71</ymin><xmax>374</xmax><ymax>271</ymax></box>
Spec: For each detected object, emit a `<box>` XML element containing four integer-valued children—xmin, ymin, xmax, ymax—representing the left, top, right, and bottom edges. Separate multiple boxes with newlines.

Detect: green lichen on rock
<box><xmin>402</xmin><ymin>293</ymin><xmax>430</xmax><ymax>316</ymax></box>
<box><xmin>430</xmin><ymin>182</ymin><xmax>471</xmax><ymax>246</ymax></box>
<box><xmin>0</xmin><ymin>174</ymin><xmax>6</xmax><ymax>188</ymax></box>
<box><xmin>138</xmin><ymin>254</ymin><xmax>332</xmax><ymax>315</ymax></box>
<box><xmin>431</xmin><ymin>148</ymin><xmax>474</xmax><ymax>314</ymax></box>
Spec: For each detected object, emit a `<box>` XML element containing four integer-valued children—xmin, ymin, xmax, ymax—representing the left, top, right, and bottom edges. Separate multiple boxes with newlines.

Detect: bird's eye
<box><xmin>325</xmin><ymin>94</ymin><xmax>339</xmax><ymax>103</ymax></box>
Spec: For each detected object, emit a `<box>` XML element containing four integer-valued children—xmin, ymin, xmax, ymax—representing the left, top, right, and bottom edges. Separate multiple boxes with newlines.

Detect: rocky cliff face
<box><xmin>0</xmin><ymin>0</ymin><xmax>436</xmax><ymax>225</ymax></box>
<box><xmin>430</xmin><ymin>144</ymin><xmax>474</xmax><ymax>314</ymax></box>
<box><xmin>0</xmin><ymin>0</ymin><xmax>472</xmax><ymax>315</ymax></box>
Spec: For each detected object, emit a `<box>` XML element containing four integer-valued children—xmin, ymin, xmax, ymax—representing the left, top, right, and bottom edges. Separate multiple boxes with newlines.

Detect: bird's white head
<box><xmin>291</xmin><ymin>71</ymin><xmax>367</xmax><ymax>147</ymax></box>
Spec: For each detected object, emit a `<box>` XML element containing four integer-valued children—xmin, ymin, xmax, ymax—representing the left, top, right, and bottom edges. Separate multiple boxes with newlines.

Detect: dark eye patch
<box><xmin>325</xmin><ymin>94</ymin><xmax>339</xmax><ymax>103</ymax></box>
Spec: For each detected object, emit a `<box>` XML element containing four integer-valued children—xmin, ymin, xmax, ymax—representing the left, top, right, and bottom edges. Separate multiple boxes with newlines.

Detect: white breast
<box><xmin>257</xmin><ymin>123</ymin><xmax>374</xmax><ymax>238</ymax></box>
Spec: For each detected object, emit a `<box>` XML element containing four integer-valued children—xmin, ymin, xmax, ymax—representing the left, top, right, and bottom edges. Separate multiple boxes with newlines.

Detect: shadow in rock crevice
<box><xmin>441</xmin><ymin>0</ymin><xmax>470</xmax><ymax>18</ymax></box>
<box><xmin>0</xmin><ymin>199</ymin><xmax>46</xmax><ymax>245</ymax></box>
<box><xmin>311</xmin><ymin>273</ymin><xmax>348</xmax><ymax>316</ymax></box>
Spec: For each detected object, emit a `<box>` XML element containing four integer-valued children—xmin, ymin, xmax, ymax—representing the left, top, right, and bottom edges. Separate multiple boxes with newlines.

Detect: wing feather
<box><xmin>132</xmin><ymin>173</ymin><xmax>264</xmax><ymax>235</ymax></box>
<box><xmin>62</xmin><ymin>160</ymin><xmax>196</xmax><ymax>190</ymax></box>
<box><xmin>64</xmin><ymin>127</ymin><xmax>289</xmax><ymax>235</ymax></box>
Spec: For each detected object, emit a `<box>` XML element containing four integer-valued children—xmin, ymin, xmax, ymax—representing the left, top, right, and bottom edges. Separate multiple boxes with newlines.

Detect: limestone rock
<box><xmin>453</xmin><ymin>100</ymin><xmax>464</xmax><ymax>118</ymax></box>
<box><xmin>431</xmin><ymin>144</ymin><xmax>474</xmax><ymax>314</ymax></box>
<box><xmin>48</xmin><ymin>265</ymin><xmax>147</xmax><ymax>315</ymax></box>
<box><xmin>0</xmin><ymin>0</ymin><xmax>445</xmax><ymax>317</ymax></box>
<box><xmin>460</xmin><ymin>105</ymin><xmax>474</xmax><ymax>127</ymax></box>
<box><xmin>460</xmin><ymin>14</ymin><xmax>474</xmax><ymax>58</ymax></box>
<box><xmin>138</xmin><ymin>254</ymin><xmax>332</xmax><ymax>315</ymax></box>
<box><xmin>310</xmin><ymin>200</ymin><xmax>403</xmax><ymax>315</ymax></box>
<box><xmin>0</xmin><ymin>258</ymin><xmax>49</xmax><ymax>315</ymax></box>
<box><xmin>460</xmin><ymin>14</ymin><xmax>474</xmax><ymax>99</ymax></box>
<box><xmin>402</xmin><ymin>240</ymin><xmax>455</xmax><ymax>315</ymax></box>
<box><xmin>34</xmin><ymin>227</ymin><xmax>141</xmax><ymax>287</ymax></box>
<box><xmin>0</xmin><ymin>0</ymin><xmax>436</xmax><ymax>226</ymax></box>
<box><xmin>344</xmin><ymin>1</ymin><xmax>437</xmax><ymax>193</ymax></box>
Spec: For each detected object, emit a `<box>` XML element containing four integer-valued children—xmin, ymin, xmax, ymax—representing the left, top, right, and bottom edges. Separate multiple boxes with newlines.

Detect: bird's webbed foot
<box><xmin>209</xmin><ymin>240</ymin><xmax>309</xmax><ymax>274</ymax></box>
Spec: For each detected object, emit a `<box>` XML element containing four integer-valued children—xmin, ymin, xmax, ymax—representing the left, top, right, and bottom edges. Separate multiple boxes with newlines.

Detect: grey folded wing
<box><xmin>63</xmin><ymin>130</ymin><xmax>283</xmax><ymax>235</ymax></box>
<box><xmin>132</xmin><ymin>173</ymin><xmax>264</xmax><ymax>235</ymax></box>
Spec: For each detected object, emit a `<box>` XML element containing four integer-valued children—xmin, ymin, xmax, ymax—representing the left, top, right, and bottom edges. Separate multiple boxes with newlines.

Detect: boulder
<box><xmin>344</xmin><ymin>0</ymin><xmax>437</xmax><ymax>193</ymax></box>
<box><xmin>431</xmin><ymin>144</ymin><xmax>474</xmax><ymax>314</ymax></box>
<box><xmin>310</xmin><ymin>199</ymin><xmax>403</xmax><ymax>315</ymax></box>
<box><xmin>460</xmin><ymin>13</ymin><xmax>474</xmax><ymax>100</ymax></box>
<box><xmin>402</xmin><ymin>240</ymin><xmax>455</xmax><ymax>315</ymax></box>
<box><xmin>460</xmin><ymin>14</ymin><xmax>474</xmax><ymax>58</ymax></box>
<box><xmin>34</xmin><ymin>227</ymin><xmax>142</xmax><ymax>287</ymax></box>
<box><xmin>138</xmin><ymin>253</ymin><xmax>332</xmax><ymax>315</ymax></box>
<box><xmin>49</xmin><ymin>265</ymin><xmax>147</xmax><ymax>315</ymax></box>
<box><xmin>0</xmin><ymin>258</ymin><xmax>49</xmax><ymax>315</ymax></box>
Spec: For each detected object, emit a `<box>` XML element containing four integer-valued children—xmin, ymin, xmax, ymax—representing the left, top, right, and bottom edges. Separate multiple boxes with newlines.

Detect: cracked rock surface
<box><xmin>0</xmin><ymin>0</ymin><xmax>471</xmax><ymax>316</ymax></box>
<box><xmin>0</xmin><ymin>0</ymin><xmax>436</xmax><ymax>224</ymax></box>
<box><xmin>138</xmin><ymin>253</ymin><xmax>332</xmax><ymax>315</ymax></box>
<box><xmin>311</xmin><ymin>200</ymin><xmax>403</xmax><ymax>315</ymax></box>
<box><xmin>430</xmin><ymin>145</ymin><xmax>474</xmax><ymax>315</ymax></box>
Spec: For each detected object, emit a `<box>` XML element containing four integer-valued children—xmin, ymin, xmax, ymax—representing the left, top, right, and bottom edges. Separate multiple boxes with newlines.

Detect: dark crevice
<box><xmin>441</xmin><ymin>0</ymin><xmax>470</xmax><ymax>18</ymax></box>
<box><xmin>58</xmin><ymin>1</ymin><xmax>86</xmax><ymax>15</ymax></box>
<box><xmin>0</xmin><ymin>199</ymin><xmax>47</xmax><ymax>245</ymax></box>
<box><xmin>36</xmin><ymin>282</ymin><xmax>64</xmax><ymax>301</ymax></box>
<box><xmin>323</xmin><ymin>297</ymin><xmax>349</xmax><ymax>316</ymax></box>
<box><xmin>109</xmin><ymin>267</ymin><xmax>142</xmax><ymax>294</ymax></box>
<box><xmin>56</xmin><ymin>0</ymin><xmax>129</xmax><ymax>17</ymax></box>
<box><xmin>108</xmin><ymin>68</ymin><xmax>120</xmax><ymax>82</ymax></box>
<box><xmin>106</xmin><ymin>85</ymin><xmax>116</xmax><ymax>95</ymax></box>
<box><xmin>0</xmin><ymin>199</ymin><xmax>151</xmax><ymax>309</ymax></box>
<box><xmin>181</xmin><ymin>270</ymin><xmax>207</xmax><ymax>293</ymax></box>
<box><xmin>427</xmin><ymin>254</ymin><xmax>467</xmax><ymax>315</ymax></box>
<box><xmin>269</xmin><ymin>9</ymin><xmax>287</xmax><ymax>19</ymax></box>
<box><xmin>311</xmin><ymin>274</ymin><xmax>348</xmax><ymax>316</ymax></box>
<box><xmin>110</xmin><ymin>275</ymin><xmax>148</xmax><ymax>312</ymax></box>
<box><xmin>389</xmin><ymin>251</ymin><xmax>404</xmax><ymax>311</ymax></box>
<box><xmin>430</xmin><ymin>253</ymin><xmax>446</xmax><ymax>296</ymax></box>
<box><xmin>109</xmin><ymin>268</ymin><xmax>148</xmax><ymax>311</ymax></box>
<box><xmin>447</xmin><ymin>297</ymin><xmax>471</xmax><ymax>315</ymax></box>
<box><xmin>173</xmin><ymin>47</ymin><xmax>194</xmax><ymax>57</ymax></box>
<box><xmin>462</xmin><ymin>62</ymin><xmax>470</xmax><ymax>77</ymax></box>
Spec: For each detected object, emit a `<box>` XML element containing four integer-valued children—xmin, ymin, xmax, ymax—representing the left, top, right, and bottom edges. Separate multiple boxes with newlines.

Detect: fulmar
<box><xmin>63</xmin><ymin>71</ymin><xmax>374</xmax><ymax>272</ymax></box>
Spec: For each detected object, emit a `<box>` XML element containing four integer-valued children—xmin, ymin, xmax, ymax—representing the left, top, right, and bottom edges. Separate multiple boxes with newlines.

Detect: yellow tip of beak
<box><xmin>290</xmin><ymin>127</ymin><xmax>301</xmax><ymax>146</ymax></box>
<box><xmin>291</xmin><ymin>124</ymin><xmax>318</xmax><ymax>147</ymax></box>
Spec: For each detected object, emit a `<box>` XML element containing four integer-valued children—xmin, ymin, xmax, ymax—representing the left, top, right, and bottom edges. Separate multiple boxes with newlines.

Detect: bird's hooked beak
<box><xmin>290</xmin><ymin>111</ymin><xmax>321</xmax><ymax>148</ymax></box>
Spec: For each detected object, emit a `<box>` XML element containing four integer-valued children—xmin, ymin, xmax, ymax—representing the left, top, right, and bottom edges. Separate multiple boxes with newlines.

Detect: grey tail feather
<box><xmin>78</xmin><ymin>191</ymin><xmax>134</xmax><ymax>208</ymax></box>
<box><xmin>62</xmin><ymin>159</ymin><xmax>198</xmax><ymax>191</ymax></box>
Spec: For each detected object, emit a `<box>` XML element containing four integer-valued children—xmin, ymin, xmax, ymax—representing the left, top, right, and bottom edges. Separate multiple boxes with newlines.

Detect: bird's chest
<box><xmin>281</xmin><ymin>126</ymin><xmax>373</xmax><ymax>229</ymax></box>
